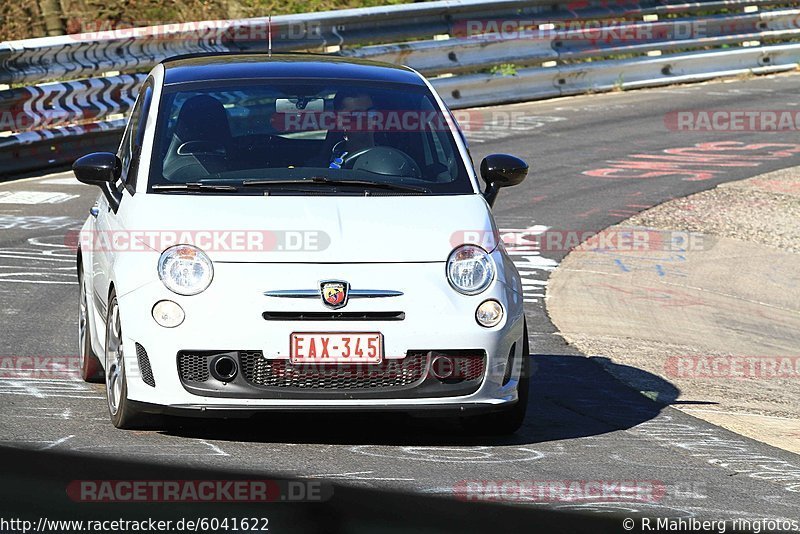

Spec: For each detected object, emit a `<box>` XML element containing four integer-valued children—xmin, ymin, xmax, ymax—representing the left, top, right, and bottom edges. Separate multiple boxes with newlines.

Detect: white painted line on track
<box><xmin>0</xmin><ymin>215</ymin><xmax>82</xmax><ymax>230</ymax></box>
<box><xmin>0</xmin><ymin>191</ymin><xmax>79</xmax><ymax>204</ymax></box>
<box><xmin>200</xmin><ymin>440</ymin><xmax>230</xmax><ymax>457</ymax></box>
<box><xmin>39</xmin><ymin>177</ymin><xmax>83</xmax><ymax>186</ymax></box>
<box><xmin>0</xmin><ymin>435</ymin><xmax>76</xmax><ymax>451</ymax></box>
<box><xmin>501</xmin><ymin>224</ymin><xmax>558</xmax><ymax>304</ymax></box>
<box><xmin>42</xmin><ymin>435</ymin><xmax>75</xmax><ymax>449</ymax></box>
<box><xmin>307</xmin><ymin>470</ymin><xmax>415</xmax><ymax>481</ymax></box>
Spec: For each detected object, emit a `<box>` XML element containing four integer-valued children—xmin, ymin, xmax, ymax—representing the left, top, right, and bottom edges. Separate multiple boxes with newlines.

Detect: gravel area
<box><xmin>547</xmin><ymin>166</ymin><xmax>800</xmax><ymax>454</ymax></box>
<box><xmin>627</xmin><ymin>167</ymin><xmax>800</xmax><ymax>253</ymax></box>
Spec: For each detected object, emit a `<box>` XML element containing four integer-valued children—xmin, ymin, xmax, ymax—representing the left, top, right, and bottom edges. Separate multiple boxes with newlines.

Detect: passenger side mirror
<box><xmin>73</xmin><ymin>152</ymin><xmax>123</xmax><ymax>210</ymax></box>
<box><xmin>480</xmin><ymin>154</ymin><xmax>528</xmax><ymax>207</ymax></box>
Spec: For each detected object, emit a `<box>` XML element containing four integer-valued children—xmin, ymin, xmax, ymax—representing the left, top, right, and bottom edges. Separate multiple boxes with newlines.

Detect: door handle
<box><xmin>89</xmin><ymin>207</ymin><xmax>100</xmax><ymax>218</ymax></box>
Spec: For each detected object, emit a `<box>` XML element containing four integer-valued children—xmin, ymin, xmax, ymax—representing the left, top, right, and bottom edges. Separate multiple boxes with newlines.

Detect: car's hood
<box><xmin>122</xmin><ymin>194</ymin><xmax>497</xmax><ymax>263</ymax></box>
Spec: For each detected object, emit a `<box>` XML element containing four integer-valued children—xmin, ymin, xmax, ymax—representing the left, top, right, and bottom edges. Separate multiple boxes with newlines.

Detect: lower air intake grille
<box><xmin>238</xmin><ymin>351</ymin><xmax>427</xmax><ymax>390</ymax></box>
<box><xmin>178</xmin><ymin>352</ymin><xmax>210</xmax><ymax>382</ymax></box>
<box><xmin>135</xmin><ymin>343</ymin><xmax>155</xmax><ymax>387</ymax></box>
<box><xmin>452</xmin><ymin>353</ymin><xmax>486</xmax><ymax>381</ymax></box>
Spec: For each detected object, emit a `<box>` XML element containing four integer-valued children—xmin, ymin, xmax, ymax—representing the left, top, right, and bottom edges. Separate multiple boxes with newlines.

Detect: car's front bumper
<box><xmin>128</xmin><ymin>399</ymin><xmax>517</xmax><ymax>418</ymax></box>
<box><xmin>116</xmin><ymin>260</ymin><xmax>526</xmax><ymax>413</ymax></box>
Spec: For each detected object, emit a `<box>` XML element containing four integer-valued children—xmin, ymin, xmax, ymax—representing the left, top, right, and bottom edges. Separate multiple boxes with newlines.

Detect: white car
<box><xmin>74</xmin><ymin>53</ymin><xmax>530</xmax><ymax>433</ymax></box>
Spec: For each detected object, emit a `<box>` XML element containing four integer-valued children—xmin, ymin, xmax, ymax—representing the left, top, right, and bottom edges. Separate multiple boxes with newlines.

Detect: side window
<box><xmin>445</xmin><ymin>105</ymin><xmax>469</xmax><ymax>149</ymax></box>
<box><xmin>428</xmin><ymin>125</ymin><xmax>449</xmax><ymax>163</ymax></box>
<box><xmin>118</xmin><ymin>81</ymin><xmax>153</xmax><ymax>193</ymax></box>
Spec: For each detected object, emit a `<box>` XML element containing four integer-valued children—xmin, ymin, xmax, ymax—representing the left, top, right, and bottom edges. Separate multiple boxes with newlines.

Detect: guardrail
<box><xmin>1</xmin><ymin>0</ymin><xmax>799</xmax><ymax>176</ymax></box>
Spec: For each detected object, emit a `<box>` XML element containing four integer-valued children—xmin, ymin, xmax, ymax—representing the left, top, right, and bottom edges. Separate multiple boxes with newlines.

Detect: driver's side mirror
<box><xmin>73</xmin><ymin>152</ymin><xmax>123</xmax><ymax>210</ymax></box>
<box><xmin>480</xmin><ymin>154</ymin><xmax>528</xmax><ymax>207</ymax></box>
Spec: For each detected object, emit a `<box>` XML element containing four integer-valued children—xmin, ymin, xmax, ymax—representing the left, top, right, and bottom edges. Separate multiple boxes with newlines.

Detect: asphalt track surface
<box><xmin>1</xmin><ymin>74</ymin><xmax>800</xmax><ymax>524</ymax></box>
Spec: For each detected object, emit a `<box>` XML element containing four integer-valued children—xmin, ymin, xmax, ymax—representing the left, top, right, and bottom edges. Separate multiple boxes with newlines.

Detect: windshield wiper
<box><xmin>152</xmin><ymin>183</ymin><xmax>238</xmax><ymax>192</ymax></box>
<box><xmin>242</xmin><ymin>176</ymin><xmax>430</xmax><ymax>193</ymax></box>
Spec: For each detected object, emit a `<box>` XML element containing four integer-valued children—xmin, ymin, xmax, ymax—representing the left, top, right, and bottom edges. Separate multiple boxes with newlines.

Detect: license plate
<box><xmin>289</xmin><ymin>332</ymin><xmax>383</xmax><ymax>364</ymax></box>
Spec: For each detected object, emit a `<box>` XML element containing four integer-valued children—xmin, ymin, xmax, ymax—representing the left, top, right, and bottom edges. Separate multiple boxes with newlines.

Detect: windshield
<box><xmin>148</xmin><ymin>81</ymin><xmax>474</xmax><ymax>195</ymax></box>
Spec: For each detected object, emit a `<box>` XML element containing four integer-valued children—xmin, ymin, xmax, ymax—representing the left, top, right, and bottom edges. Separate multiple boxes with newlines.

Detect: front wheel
<box><xmin>460</xmin><ymin>320</ymin><xmax>530</xmax><ymax>435</ymax></box>
<box><xmin>105</xmin><ymin>290</ymin><xmax>145</xmax><ymax>429</ymax></box>
<box><xmin>78</xmin><ymin>268</ymin><xmax>103</xmax><ymax>383</ymax></box>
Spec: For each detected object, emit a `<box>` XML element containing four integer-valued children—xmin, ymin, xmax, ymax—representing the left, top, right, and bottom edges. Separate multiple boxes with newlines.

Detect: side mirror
<box><xmin>73</xmin><ymin>152</ymin><xmax>123</xmax><ymax>210</ymax></box>
<box><xmin>480</xmin><ymin>154</ymin><xmax>528</xmax><ymax>207</ymax></box>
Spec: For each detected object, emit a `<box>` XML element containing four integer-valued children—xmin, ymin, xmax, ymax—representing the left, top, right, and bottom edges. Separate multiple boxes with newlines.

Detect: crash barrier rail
<box><xmin>1</xmin><ymin>0</ymin><xmax>799</xmax><ymax>175</ymax></box>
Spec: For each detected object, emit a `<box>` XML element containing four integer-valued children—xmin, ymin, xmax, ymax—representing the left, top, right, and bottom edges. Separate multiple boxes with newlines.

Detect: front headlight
<box><xmin>157</xmin><ymin>245</ymin><xmax>213</xmax><ymax>296</ymax></box>
<box><xmin>446</xmin><ymin>244</ymin><xmax>495</xmax><ymax>295</ymax></box>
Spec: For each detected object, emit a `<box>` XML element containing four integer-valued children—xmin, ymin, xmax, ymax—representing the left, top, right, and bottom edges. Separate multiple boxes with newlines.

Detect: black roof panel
<box><xmin>162</xmin><ymin>53</ymin><xmax>425</xmax><ymax>86</ymax></box>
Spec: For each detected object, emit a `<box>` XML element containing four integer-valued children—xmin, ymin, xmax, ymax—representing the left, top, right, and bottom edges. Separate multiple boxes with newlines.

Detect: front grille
<box><xmin>239</xmin><ymin>351</ymin><xmax>427</xmax><ymax>390</ymax></box>
<box><xmin>135</xmin><ymin>343</ymin><xmax>155</xmax><ymax>387</ymax></box>
<box><xmin>177</xmin><ymin>350</ymin><xmax>486</xmax><ymax>398</ymax></box>
<box><xmin>262</xmin><ymin>311</ymin><xmax>405</xmax><ymax>321</ymax></box>
<box><xmin>450</xmin><ymin>352</ymin><xmax>486</xmax><ymax>381</ymax></box>
<box><xmin>178</xmin><ymin>352</ymin><xmax>210</xmax><ymax>382</ymax></box>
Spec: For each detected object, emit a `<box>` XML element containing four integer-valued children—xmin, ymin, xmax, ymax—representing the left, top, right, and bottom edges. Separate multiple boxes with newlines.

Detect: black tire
<box><xmin>78</xmin><ymin>267</ymin><xmax>103</xmax><ymax>383</ymax></box>
<box><xmin>460</xmin><ymin>320</ymin><xmax>530</xmax><ymax>436</ymax></box>
<box><xmin>104</xmin><ymin>289</ymin><xmax>147</xmax><ymax>429</ymax></box>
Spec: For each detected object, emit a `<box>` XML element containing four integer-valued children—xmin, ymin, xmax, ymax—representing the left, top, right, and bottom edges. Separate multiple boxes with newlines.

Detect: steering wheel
<box><xmin>342</xmin><ymin>146</ymin><xmax>422</xmax><ymax>179</ymax></box>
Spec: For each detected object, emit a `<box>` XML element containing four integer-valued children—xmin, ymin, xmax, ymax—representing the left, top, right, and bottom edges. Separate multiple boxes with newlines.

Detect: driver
<box><xmin>328</xmin><ymin>90</ymin><xmax>378</xmax><ymax>169</ymax></box>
